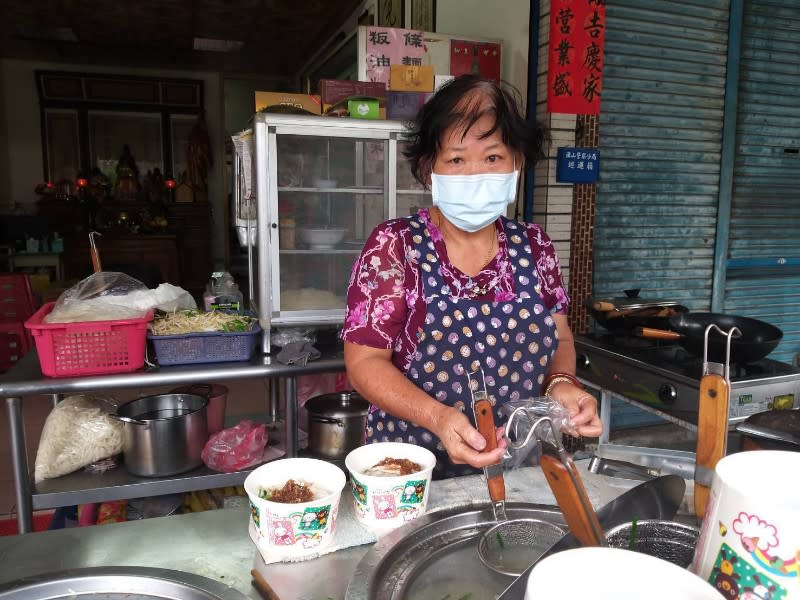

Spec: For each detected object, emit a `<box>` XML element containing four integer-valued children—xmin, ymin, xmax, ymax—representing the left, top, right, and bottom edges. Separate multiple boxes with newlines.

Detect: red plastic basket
<box><xmin>24</xmin><ymin>302</ymin><xmax>153</xmax><ymax>377</ymax></box>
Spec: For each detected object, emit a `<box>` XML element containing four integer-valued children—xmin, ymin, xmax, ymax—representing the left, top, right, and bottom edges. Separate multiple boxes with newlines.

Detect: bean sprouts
<box><xmin>150</xmin><ymin>310</ymin><xmax>253</xmax><ymax>336</ymax></box>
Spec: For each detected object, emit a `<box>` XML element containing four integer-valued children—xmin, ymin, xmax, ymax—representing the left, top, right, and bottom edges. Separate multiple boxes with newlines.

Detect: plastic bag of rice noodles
<box><xmin>34</xmin><ymin>395</ymin><xmax>123</xmax><ymax>483</ymax></box>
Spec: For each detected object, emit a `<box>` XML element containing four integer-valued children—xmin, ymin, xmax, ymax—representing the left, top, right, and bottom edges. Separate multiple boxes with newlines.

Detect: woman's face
<box><xmin>431</xmin><ymin>111</ymin><xmax>517</xmax><ymax>178</ymax></box>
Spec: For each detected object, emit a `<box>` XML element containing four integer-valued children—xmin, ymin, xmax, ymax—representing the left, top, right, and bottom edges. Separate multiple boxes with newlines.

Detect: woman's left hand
<box><xmin>549</xmin><ymin>382</ymin><xmax>603</xmax><ymax>437</ymax></box>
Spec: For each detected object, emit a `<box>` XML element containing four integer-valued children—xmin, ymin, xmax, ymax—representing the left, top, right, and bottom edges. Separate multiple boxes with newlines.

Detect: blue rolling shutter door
<box><xmin>726</xmin><ymin>0</ymin><xmax>800</xmax><ymax>365</ymax></box>
<box><xmin>594</xmin><ymin>1</ymin><xmax>730</xmax><ymax>308</ymax></box>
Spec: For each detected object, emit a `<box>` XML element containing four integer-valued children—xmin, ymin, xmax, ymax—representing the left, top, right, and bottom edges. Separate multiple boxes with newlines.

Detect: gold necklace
<box><xmin>430</xmin><ymin>207</ymin><xmax>496</xmax><ymax>265</ymax></box>
<box><xmin>430</xmin><ymin>207</ymin><xmax>496</xmax><ymax>295</ymax></box>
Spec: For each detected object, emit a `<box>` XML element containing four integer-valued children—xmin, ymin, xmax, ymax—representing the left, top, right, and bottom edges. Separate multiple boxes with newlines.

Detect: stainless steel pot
<box><xmin>305</xmin><ymin>391</ymin><xmax>369</xmax><ymax>459</ymax></box>
<box><xmin>114</xmin><ymin>393</ymin><xmax>208</xmax><ymax>477</ymax></box>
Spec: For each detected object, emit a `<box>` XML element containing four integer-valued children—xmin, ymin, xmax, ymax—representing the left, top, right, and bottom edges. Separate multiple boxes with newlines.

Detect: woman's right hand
<box><xmin>431</xmin><ymin>405</ymin><xmax>506</xmax><ymax>468</ymax></box>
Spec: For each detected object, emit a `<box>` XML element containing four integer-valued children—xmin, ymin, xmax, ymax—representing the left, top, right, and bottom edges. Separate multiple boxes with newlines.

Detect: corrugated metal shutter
<box><xmin>594</xmin><ymin>1</ymin><xmax>730</xmax><ymax>308</ymax></box>
<box><xmin>725</xmin><ymin>0</ymin><xmax>800</xmax><ymax>365</ymax></box>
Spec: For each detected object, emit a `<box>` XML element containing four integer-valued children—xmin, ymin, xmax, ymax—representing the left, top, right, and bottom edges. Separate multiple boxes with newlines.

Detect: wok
<box><xmin>637</xmin><ymin>312</ymin><xmax>782</xmax><ymax>364</ymax></box>
<box><xmin>585</xmin><ymin>297</ymin><xmax>689</xmax><ymax>332</ymax></box>
<box><xmin>737</xmin><ymin>408</ymin><xmax>800</xmax><ymax>451</ymax></box>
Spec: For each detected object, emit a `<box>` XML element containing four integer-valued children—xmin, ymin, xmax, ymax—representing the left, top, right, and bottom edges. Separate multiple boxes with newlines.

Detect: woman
<box><xmin>342</xmin><ymin>75</ymin><xmax>602</xmax><ymax>478</ymax></box>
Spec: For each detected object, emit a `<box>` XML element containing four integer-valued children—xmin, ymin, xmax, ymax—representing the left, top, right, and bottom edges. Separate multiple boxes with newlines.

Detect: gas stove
<box><xmin>575</xmin><ymin>332</ymin><xmax>800</xmax><ymax>425</ymax></box>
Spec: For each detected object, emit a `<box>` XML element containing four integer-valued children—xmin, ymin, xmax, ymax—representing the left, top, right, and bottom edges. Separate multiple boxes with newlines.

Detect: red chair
<box><xmin>0</xmin><ymin>320</ymin><xmax>30</xmax><ymax>373</ymax></box>
<box><xmin>0</xmin><ymin>273</ymin><xmax>37</xmax><ymax>322</ymax></box>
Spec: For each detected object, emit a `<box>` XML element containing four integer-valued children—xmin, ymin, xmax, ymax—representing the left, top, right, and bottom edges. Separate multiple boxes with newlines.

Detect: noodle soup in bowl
<box><xmin>244</xmin><ymin>457</ymin><xmax>346</xmax><ymax>560</ymax></box>
<box><xmin>345</xmin><ymin>442</ymin><xmax>436</xmax><ymax>531</ymax></box>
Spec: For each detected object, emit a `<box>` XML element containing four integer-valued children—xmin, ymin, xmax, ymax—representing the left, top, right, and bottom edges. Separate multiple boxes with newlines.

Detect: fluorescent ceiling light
<box><xmin>18</xmin><ymin>26</ymin><xmax>78</xmax><ymax>42</ymax></box>
<box><xmin>193</xmin><ymin>37</ymin><xmax>244</xmax><ymax>52</ymax></box>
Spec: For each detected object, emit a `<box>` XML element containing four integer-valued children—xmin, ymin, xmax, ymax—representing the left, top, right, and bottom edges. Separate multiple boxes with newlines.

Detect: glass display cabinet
<box><xmin>239</xmin><ymin>113</ymin><xmax>431</xmax><ymax>352</ymax></box>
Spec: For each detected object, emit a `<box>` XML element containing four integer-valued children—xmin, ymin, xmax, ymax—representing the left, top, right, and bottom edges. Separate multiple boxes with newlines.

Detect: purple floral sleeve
<box><xmin>342</xmin><ymin>219</ymin><xmax>411</xmax><ymax>349</ymax></box>
<box><xmin>524</xmin><ymin>222</ymin><xmax>570</xmax><ymax>313</ymax></box>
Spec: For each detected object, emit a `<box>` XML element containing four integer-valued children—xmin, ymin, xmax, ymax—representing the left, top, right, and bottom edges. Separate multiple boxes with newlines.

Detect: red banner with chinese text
<box><xmin>547</xmin><ymin>0</ymin><xmax>606</xmax><ymax>115</ymax></box>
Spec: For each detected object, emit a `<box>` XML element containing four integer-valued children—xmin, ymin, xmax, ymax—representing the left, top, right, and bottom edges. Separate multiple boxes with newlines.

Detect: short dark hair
<box><xmin>403</xmin><ymin>75</ymin><xmax>549</xmax><ymax>187</ymax></box>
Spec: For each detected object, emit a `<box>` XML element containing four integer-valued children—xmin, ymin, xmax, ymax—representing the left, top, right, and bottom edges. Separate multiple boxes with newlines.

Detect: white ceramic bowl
<box><xmin>525</xmin><ymin>546</ymin><xmax>720</xmax><ymax>600</ymax></box>
<box><xmin>244</xmin><ymin>457</ymin><xmax>346</xmax><ymax>559</ymax></box>
<box><xmin>312</xmin><ymin>178</ymin><xmax>338</xmax><ymax>188</ymax></box>
<box><xmin>298</xmin><ymin>227</ymin><xmax>347</xmax><ymax>249</ymax></box>
<box><xmin>344</xmin><ymin>442</ymin><xmax>436</xmax><ymax>531</ymax></box>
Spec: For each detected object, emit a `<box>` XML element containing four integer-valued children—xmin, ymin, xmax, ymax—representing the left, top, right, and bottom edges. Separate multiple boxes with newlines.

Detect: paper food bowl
<box><xmin>244</xmin><ymin>458</ymin><xmax>346</xmax><ymax>560</ymax></box>
<box><xmin>525</xmin><ymin>547</ymin><xmax>720</xmax><ymax>600</ymax></box>
<box><xmin>344</xmin><ymin>442</ymin><xmax>436</xmax><ymax>531</ymax></box>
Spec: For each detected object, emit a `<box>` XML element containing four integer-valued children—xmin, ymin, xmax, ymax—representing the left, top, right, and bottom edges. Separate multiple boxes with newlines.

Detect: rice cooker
<box><xmin>305</xmin><ymin>391</ymin><xmax>370</xmax><ymax>460</ymax></box>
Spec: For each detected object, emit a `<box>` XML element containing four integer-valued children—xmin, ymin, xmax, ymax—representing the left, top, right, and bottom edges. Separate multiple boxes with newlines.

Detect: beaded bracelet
<box><xmin>543</xmin><ymin>372</ymin><xmax>583</xmax><ymax>397</ymax></box>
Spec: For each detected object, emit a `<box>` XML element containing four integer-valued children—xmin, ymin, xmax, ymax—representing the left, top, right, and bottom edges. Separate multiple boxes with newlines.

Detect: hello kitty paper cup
<box><xmin>244</xmin><ymin>457</ymin><xmax>345</xmax><ymax>560</ymax></box>
<box><xmin>345</xmin><ymin>442</ymin><xmax>436</xmax><ymax>532</ymax></box>
<box><xmin>690</xmin><ymin>450</ymin><xmax>800</xmax><ymax>600</ymax></box>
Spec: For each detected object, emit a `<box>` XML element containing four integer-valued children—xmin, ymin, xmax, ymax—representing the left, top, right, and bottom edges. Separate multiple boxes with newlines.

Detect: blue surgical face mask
<box><xmin>430</xmin><ymin>169</ymin><xmax>520</xmax><ymax>233</ymax></box>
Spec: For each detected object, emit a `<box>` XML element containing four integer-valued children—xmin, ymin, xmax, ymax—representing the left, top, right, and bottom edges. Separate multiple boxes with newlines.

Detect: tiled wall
<box><xmin>533</xmin><ymin>0</ymin><xmax>598</xmax><ymax>335</ymax></box>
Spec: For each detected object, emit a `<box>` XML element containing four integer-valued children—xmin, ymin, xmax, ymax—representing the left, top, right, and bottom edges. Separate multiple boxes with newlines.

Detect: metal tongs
<box><xmin>468</xmin><ymin>369</ymin><xmax>576</xmax><ymax>577</ymax></box>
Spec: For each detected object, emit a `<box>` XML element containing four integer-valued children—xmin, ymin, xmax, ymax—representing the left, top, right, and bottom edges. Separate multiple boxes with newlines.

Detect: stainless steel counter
<box><xmin>1</xmin><ymin>349</ymin><xmax>345</xmax><ymax>533</ymax></box>
<box><xmin>0</xmin><ymin>464</ymin><xmax>681</xmax><ymax>599</ymax></box>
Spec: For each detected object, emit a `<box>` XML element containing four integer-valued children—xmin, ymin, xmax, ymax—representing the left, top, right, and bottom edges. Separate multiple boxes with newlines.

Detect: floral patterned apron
<box><xmin>366</xmin><ymin>215</ymin><xmax>560</xmax><ymax>478</ymax></box>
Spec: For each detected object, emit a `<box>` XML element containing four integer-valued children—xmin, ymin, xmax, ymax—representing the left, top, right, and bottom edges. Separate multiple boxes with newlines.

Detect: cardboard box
<box><xmin>389</xmin><ymin>65</ymin><xmax>435</xmax><ymax>92</ymax></box>
<box><xmin>387</xmin><ymin>91</ymin><xmax>427</xmax><ymax>120</ymax></box>
<box><xmin>319</xmin><ymin>79</ymin><xmax>387</xmax><ymax>106</ymax></box>
<box><xmin>348</xmin><ymin>97</ymin><xmax>381</xmax><ymax>120</ymax></box>
<box><xmin>254</xmin><ymin>91</ymin><xmax>321</xmax><ymax>115</ymax></box>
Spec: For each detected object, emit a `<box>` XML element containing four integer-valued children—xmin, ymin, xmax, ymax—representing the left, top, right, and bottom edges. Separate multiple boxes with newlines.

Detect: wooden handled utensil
<box><xmin>694</xmin><ymin>371</ymin><xmax>729</xmax><ymax>518</ymax></box>
<box><xmin>251</xmin><ymin>568</ymin><xmax>281</xmax><ymax>600</ymax></box>
<box><xmin>636</xmin><ymin>327</ymin><xmax>683</xmax><ymax>340</ymax></box>
<box><xmin>474</xmin><ymin>395</ymin><xmax>505</xmax><ymax>505</ymax></box>
<box><xmin>592</xmin><ymin>301</ymin><xmax>617</xmax><ymax>312</ymax></box>
<box><xmin>693</xmin><ymin>323</ymin><xmax>736</xmax><ymax>519</ymax></box>
<box><xmin>539</xmin><ymin>431</ymin><xmax>605</xmax><ymax>548</ymax></box>
<box><xmin>89</xmin><ymin>231</ymin><xmax>102</xmax><ymax>273</ymax></box>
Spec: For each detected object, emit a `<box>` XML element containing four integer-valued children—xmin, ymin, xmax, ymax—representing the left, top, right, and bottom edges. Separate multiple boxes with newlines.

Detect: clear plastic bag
<box><xmin>35</xmin><ymin>395</ymin><xmax>123</xmax><ymax>482</ymax></box>
<box><xmin>201</xmin><ymin>420</ymin><xmax>268</xmax><ymax>473</ymax></box>
<box><xmin>45</xmin><ymin>272</ymin><xmax>149</xmax><ymax>322</ymax></box>
<box><xmin>45</xmin><ymin>272</ymin><xmax>197</xmax><ymax>323</ymax></box>
<box><xmin>271</xmin><ymin>326</ymin><xmax>317</xmax><ymax>348</ymax></box>
<box><xmin>499</xmin><ymin>396</ymin><xmax>575</xmax><ymax>470</ymax></box>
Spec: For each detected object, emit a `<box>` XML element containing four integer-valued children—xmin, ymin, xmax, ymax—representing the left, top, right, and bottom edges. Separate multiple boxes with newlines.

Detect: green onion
<box><xmin>628</xmin><ymin>519</ymin><xmax>638</xmax><ymax>550</ymax></box>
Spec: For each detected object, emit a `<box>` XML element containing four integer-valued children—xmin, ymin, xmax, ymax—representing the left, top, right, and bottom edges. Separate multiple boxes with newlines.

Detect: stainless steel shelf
<box><xmin>33</xmin><ymin>461</ymin><xmax>254</xmax><ymax>510</ymax></box>
<box><xmin>0</xmin><ymin>350</ymin><xmax>345</xmax><ymax>397</ymax></box>
<box><xmin>32</xmin><ymin>434</ymin><xmax>287</xmax><ymax>510</ymax></box>
<box><xmin>277</xmin><ymin>186</ymin><xmax>383</xmax><ymax>194</ymax></box>
<box><xmin>279</xmin><ymin>249</ymin><xmax>361</xmax><ymax>255</ymax></box>
<box><xmin>1</xmin><ymin>348</ymin><xmax>346</xmax><ymax>533</ymax></box>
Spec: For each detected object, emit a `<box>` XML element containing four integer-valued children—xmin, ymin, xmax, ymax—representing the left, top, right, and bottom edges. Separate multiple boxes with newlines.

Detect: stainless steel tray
<box><xmin>346</xmin><ymin>503</ymin><xmax>566</xmax><ymax>600</ymax></box>
<box><xmin>0</xmin><ymin>566</ymin><xmax>250</xmax><ymax>599</ymax></box>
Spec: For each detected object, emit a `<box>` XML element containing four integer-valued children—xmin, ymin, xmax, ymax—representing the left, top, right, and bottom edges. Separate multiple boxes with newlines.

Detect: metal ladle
<box><xmin>468</xmin><ymin>370</ymin><xmax>567</xmax><ymax>577</ymax></box>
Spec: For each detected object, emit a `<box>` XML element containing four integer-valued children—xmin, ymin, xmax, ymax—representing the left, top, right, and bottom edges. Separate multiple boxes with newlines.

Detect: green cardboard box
<box><xmin>347</xmin><ymin>97</ymin><xmax>381</xmax><ymax>120</ymax></box>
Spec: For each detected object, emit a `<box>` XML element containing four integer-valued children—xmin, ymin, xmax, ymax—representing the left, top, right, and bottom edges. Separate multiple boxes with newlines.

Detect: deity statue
<box><xmin>115</xmin><ymin>144</ymin><xmax>141</xmax><ymax>202</ymax></box>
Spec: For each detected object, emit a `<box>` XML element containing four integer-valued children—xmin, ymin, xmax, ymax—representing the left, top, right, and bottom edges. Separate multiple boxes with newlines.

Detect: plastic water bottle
<box><xmin>203</xmin><ymin>272</ymin><xmax>243</xmax><ymax>313</ymax></box>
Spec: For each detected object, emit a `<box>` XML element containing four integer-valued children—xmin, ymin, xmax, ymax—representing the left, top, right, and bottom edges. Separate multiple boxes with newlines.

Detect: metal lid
<box><xmin>588</xmin><ymin>290</ymin><xmax>681</xmax><ymax>312</ymax></box>
<box><xmin>305</xmin><ymin>391</ymin><xmax>370</xmax><ymax>419</ymax></box>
